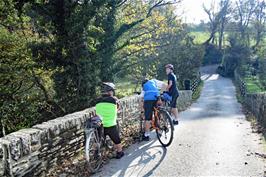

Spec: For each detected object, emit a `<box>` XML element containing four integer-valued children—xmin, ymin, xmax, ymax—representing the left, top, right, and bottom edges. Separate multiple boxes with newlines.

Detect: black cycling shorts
<box><xmin>170</xmin><ymin>93</ymin><xmax>178</xmax><ymax>108</ymax></box>
<box><xmin>144</xmin><ymin>100</ymin><xmax>157</xmax><ymax>121</ymax></box>
<box><xmin>104</xmin><ymin>125</ymin><xmax>121</xmax><ymax>144</ymax></box>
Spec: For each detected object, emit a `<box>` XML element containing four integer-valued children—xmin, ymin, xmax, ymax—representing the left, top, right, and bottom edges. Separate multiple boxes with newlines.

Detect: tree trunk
<box><xmin>218</xmin><ymin>17</ymin><xmax>225</xmax><ymax>50</ymax></box>
<box><xmin>99</xmin><ymin>2</ymin><xmax>116</xmax><ymax>82</ymax></box>
<box><xmin>1</xmin><ymin>119</ymin><xmax>6</xmax><ymax>137</ymax></box>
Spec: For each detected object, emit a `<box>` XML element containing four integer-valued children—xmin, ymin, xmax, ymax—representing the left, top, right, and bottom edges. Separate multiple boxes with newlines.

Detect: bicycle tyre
<box><xmin>85</xmin><ymin>129</ymin><xmax>102</xmax><ymax>173</ymax></box>
<box><xmin>156</xmin><ymin>109</ymin><xmax>174</xmax><ymax>147</ymax></box>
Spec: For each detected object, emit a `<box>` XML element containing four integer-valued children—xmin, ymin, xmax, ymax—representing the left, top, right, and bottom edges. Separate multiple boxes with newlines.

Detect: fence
<box><xmin>191</xmin><ymin>77</ymin><xmax>202</xmax><ymax>94</ymax></box>
<box><xmin>234</xmin><ymin>69</ymin><xmax>266</xmax><ymax>129</ymax></box>
<box><xmin>234</xmin><ymin>70</ymin><xmax>247</xmax><ymax>97</ymax></box>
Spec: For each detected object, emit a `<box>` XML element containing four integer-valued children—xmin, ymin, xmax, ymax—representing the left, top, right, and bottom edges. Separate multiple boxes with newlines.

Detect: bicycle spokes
<box><xmin>85</xmin><ymin>130</ymin><xmax>103</xmax><ymax>173</ymax></box>
<box><xmin>156</xmin><ymin>110</ymin><xmax>174</xmax><ymax>147</ymax></box>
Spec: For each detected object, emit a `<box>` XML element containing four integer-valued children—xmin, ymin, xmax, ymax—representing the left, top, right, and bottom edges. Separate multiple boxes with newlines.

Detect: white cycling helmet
<box><xmin>102</xmin><ymin>82</ymin><xmax>116</xmax><ymax>92</ymax></box>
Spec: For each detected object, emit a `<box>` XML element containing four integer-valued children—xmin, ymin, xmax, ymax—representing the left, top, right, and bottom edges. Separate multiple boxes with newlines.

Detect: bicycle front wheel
<box><xmin>156</xmin><ymin>109</ymin><xmax>174</xmax><ymax>147</ymax></box>
<box><xmin>85</xmin><ymin>129</ymin><xmax>102</xmax><ymax>173</ymax></box>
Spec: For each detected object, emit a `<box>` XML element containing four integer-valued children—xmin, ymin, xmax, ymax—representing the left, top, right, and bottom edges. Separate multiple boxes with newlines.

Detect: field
<box><xmin>189</xmin><ymin>31</ymin><xmax>230</xmax><ymax>46</ymax></box>
<box><xmin>190</xmin><ymin>32</ymin><xmax>209</xmax><ymax>44</ymax></box>
<box><xmin>116</xmin><ymin>80</ymin><xmax>140</xmax><ymax>98</ymax></box>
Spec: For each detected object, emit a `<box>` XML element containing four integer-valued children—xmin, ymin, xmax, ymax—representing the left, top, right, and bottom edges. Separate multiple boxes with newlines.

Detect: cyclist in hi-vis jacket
<box><xmin>95</xmin><ymin>82</ymin><xmax>124</xmax><ymax>159</ymax></box>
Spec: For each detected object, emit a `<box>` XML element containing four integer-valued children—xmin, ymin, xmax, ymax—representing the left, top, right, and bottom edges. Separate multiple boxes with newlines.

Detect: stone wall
<box><xmin>177</xmin><ymin>91</ymin><xmax>193</xmax><ymax>111</ymax></box>
<box><xmin>0</xmin><ymin>92</ymin><xmax>192</xmax><ymax>177</ymax></box>
<box><xmin>245</xmin><ymin>93</ymin><xmax>266</xmax><ymax>128</ymax></box>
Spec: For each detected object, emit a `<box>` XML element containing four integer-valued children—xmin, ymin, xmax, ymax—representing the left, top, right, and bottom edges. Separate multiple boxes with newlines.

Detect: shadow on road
<box><xmin>142</xmin><ymin>146</ymin><xmax>167</xmax><ymax>177</ymax></box>
<box><xmin>94</xmin><ymin>136</ymin><xmax>167</xmax><ymax>177</ymax></box>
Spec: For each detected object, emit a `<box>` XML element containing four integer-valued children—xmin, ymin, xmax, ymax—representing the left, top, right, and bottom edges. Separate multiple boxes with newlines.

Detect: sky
<box><xmin>179</xmin><ymin>0</ymin><xmax>216</xmax><ymax>24</ymax></box>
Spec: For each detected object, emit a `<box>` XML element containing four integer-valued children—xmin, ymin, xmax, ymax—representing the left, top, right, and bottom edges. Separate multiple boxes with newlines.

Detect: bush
<box><xmin>259</xmin><ymin>60</ymin><xmax>266</xmax><ymax>89</ymax></box>
<box><xmin>221</xmin><ymin>37</ymin><xmax>251</xmax><ymax>77</ymax></box>
<box><xmin>202</xmin><ymin>44</ymin><xmax>223</xmax><ymax>65</ymax></box>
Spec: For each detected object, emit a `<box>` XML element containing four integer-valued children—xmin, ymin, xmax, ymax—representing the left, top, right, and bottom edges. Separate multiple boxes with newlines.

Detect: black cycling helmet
<box><xmin>102</xmin><ymin>82</ymin><xmax>116</xmax><ymax>92</ymax></box>
<box><xmin>141</xmin><ymin>79</ymin><xmax>149</xmax><ymax>87</ymax></box>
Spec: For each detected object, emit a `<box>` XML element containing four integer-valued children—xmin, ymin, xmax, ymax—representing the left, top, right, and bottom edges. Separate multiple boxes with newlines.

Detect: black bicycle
<box><xmin>84</xmin><ymin>116</ymin><xmax>115</xmax><ymax>173</ymax></box>
<box><xmin>137</xmin><ymin>93</ymin><xmax>174</xmax><ymax>147</ymax></box>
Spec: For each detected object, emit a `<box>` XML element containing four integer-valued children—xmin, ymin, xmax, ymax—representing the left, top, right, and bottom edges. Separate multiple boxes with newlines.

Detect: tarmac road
<box><xmin>94</xmin><ymin>65</ymin><xmax>266</xmax><ymax>177</ymax></box>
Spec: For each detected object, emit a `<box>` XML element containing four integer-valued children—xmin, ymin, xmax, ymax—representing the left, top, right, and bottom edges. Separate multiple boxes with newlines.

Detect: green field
<box><xmin>189</xmin><ymin>31</ymin><xmax>230</xmax><ymax>46</ymax></box>
<box><xmin>116</xmin><ymin>81</ymin><xmax>140</xmax><ymax>98</ymax></box>
<box><xmin>190</xmin><ymin>32</ymin><xmax>209</xmax><ymax>44</ymax></box>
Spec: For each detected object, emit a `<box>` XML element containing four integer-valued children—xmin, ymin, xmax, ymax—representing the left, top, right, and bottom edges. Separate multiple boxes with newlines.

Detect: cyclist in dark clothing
<box><xmin>165</xmin><ymin>64</ymin><xmax>179</xmax><ymax>125</ymax></box>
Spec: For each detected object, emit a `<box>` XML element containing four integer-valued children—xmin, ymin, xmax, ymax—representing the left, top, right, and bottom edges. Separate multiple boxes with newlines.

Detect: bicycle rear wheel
<box><xmin>156</xmin><ymin>109</ymin><xmax>174</xmax><ymax>147</ymax></box>
<box><xmin>85</xmin><ymin>129</ymin><xmax>102</xmax><ymax>173</ymax></box>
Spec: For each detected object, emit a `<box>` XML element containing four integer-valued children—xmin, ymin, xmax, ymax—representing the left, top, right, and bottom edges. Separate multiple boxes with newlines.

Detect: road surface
<box><xmin>94</xmin><ymin>65</ymin><xmax>266</xmax><ymax>177</ymax></box>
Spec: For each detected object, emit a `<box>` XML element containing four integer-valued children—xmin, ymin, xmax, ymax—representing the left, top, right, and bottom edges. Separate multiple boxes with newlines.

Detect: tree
<box><xmin>218</xmin><ymin>0</ymin><xmax>230</xmax><ymax>50</ymax></box>
<box><xmin>203</xmin><ymin>0</ymin><xmax>230</xmax><ymax>47</ymax></box>
<box><xmin>29</xmin><ymin>0</ymin><xmax>108</xmax><ymax>114</ymax></box>
<box><xmin>0</xmin><ymin>0</ymin><xmax>206</xmax><ymax>136</ymax></box>
<box><xmin>97</xmin><ymin>0</ymin><xmax>181</xmax><ymax>81</ymax></box>
<box><xmin>235</xmin><ymin>0</ymin><xmax>257</xmax><ymax>46</ymax></box>
<box><xmin>252</xmin><ymin>0</ymin><xmax>266</xmax><ymax>50</ymax></box>
<box><xmin>203</xmin><ymin>0</ymin><xmax>221</xmax><ymax>45</ymax></box>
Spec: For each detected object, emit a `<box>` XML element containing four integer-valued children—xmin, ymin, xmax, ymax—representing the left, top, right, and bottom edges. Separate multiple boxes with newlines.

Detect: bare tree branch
<box><xmin>116</xmin><ymin>0</ymin><xmax>128</xmax><ymax>8</ymax></box>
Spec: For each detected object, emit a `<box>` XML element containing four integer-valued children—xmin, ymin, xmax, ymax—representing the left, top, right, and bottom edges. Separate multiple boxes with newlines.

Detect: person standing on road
<box><xmin>165</xmin><ymin>64</ymin><xmax>179</xmax><ymax>125</ymax></box>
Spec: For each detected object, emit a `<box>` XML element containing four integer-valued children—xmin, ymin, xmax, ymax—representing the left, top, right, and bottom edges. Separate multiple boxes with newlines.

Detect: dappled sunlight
<box><xmin>207</xmin><ymin>74</ymin><xmax>220</xmax><ymax>81</ymax></box>
<box><xmin>201</xmin><ymin>74</ymin><xmax>211</xmax><ymax>80</ymax></box>
<box><xmin>93</xmin><ymin>134</ymin><xmax>167</xmax><ymax>177</ymax></box>
<box><xmin>125</xmin><ymin>146</ymin><xmax>165</xmax><ymax>176</ymax></box>
<box><xmin>190</xmin><ymin>107</ymin><xmax>204</xmax><ymax>112</ymax></box>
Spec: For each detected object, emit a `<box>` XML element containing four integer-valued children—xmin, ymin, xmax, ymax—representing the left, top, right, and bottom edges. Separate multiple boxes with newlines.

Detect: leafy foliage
<box><xmin>0</xmin><ymin>0</ymin><xmax>203</xmax><ymax>136</ymax></box>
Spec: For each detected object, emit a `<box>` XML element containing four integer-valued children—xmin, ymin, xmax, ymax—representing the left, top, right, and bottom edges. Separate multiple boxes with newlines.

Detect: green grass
<box><xmin>116</xmin><ymin>81</ymin><xmax>140</xmax><ymax>98</ymax></box>
<box><xmin>190</xmin><ymin>32</ymin><xmax>209</xmax><ymax>44</ymax></box>
<box><xmin>189</xmin><ymin>31</ymin><xmax>230</xmax><ymax>46</ymax></box>
<box><xmin>244</xmin><ymin>76</ymin><xmax>265</xmax><ymax>93</ymax></box>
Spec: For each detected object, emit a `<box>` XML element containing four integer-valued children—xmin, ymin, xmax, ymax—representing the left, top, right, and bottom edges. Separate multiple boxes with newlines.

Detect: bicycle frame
<box><xmin>137</xmin><ymin>96</ymin><xmax>174</xmax><ymax>146</ymax></box>
<box><xmin>152</xmin><ymin>107</ymin><xmax>161</xmax><ymax>130</ymax></box>
<box><xmin>140</xmin><ymin>100</ymin><xmax>170</xmax><ymax>131</ymax></box>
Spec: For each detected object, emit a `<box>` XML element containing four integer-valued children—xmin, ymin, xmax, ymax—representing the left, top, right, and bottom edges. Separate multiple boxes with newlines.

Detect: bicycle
<box><xmin>84</xmin><ymin>116</ymin><xmax>118</xmax><ymax>173</ymax></box>
<box><xmin>137</xmin><ymin>93</ymin><xmax>174</xmax><ymax>147</ymax></box>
